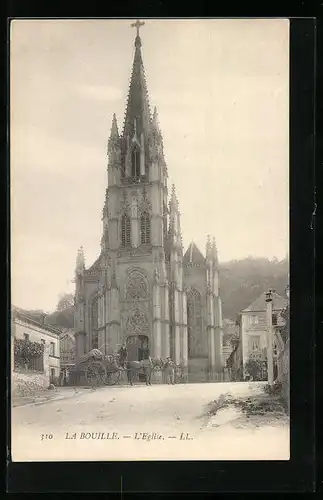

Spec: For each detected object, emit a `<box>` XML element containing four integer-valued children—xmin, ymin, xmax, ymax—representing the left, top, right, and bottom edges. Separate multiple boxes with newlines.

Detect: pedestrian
<box><xmin>164</xmin><ymin>356</ymin><xmax>175</xmax><ymax>385</ymax></box>
<box><xmin>118</xmin><ymin>342</ymin><xmax>128</xmax><ymax>368</ymax></box>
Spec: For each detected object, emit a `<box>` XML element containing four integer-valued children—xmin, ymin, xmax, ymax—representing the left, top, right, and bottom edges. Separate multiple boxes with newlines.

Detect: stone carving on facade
<box><xmin>117</xmin><ymin>191</ymin><xmax>131</xmax><ymax>215</ymax></box>
<box><xmin>126</xmin><ymin>307</ymin><xmax>149</xmax><ymax>336</ymax></box>
<box><xmin>138</xmin><ymin>187</ymin><xmax>152</xmax><ymax>214</ymax></box>
<box><xmin>154</xmin><ymin>268</ymin><xmax>160</xmax><ymax>284</ymax></box>
<box><xmin>125</xmin><ymin>269</ymin><xmax>149</xmax><ymax>301</ymax></box>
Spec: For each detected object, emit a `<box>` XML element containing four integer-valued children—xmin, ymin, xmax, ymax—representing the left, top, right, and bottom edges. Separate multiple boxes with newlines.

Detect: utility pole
<box><xmin>265</xmin><ymin>289</ymin><xmax>275</xmax><ymax>385</ymax></box>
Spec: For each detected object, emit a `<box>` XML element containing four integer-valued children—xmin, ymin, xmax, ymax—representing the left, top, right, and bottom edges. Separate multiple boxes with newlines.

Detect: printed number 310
<box><xmin>41</xmin><ymin>433</ymin><xmax>53</xmax><ymax>441</ymax></box>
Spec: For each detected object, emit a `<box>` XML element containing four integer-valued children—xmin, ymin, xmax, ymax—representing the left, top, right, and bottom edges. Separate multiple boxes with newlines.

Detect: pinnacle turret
<box><xmin>75</xmin><ymin>246</ymin><xmax>85</xmax><ymax>274</ymax></box>
<box><xmin>212</xmin><ymin>237</ymin><xmax>218</xmax><ymax>263</ymax></box>
<box><xmin>152</xmin><ymin>106</ymin><xmax>161</xmax><ymax>134</ymax></box>
<box><xmin>108</xmin><ymin>114</ymin><xmax>120</xmax><ymax>152</ymax></box>
<box><xmin>169</xmin><ymin>184</ymin><xmax>179</xmax><ymax>211</ymax></box>
<box><xmin>206</xmin><ymin>235</ymin><xmax>212</xmax><ymax>259</ymax></box>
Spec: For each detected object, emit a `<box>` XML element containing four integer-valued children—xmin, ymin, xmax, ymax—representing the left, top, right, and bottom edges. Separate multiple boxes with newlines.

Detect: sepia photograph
<box><xmin>10</xmin><ymin>18</ymin><xmax>290</xmax><ymax>462</ymax></box>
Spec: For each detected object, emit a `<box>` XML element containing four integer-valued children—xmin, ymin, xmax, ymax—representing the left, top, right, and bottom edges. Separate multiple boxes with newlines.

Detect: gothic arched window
<box><xmin>121</xmin><ymin>213</ymin><xmax>131</xmax><ymax>247</ymax></box>
<box><xmin>140</xmin><ymin>211</ymin><xmax>151</xmax><ymax>245</ymax></box>
<box><xmin>91</xmin><ymin>296</ymin><xmax>99</xmax><ymax>349</ymax></box>
<box><xmin>125</xmin><ymin>270</ymin><xmax>148</xmax><ymax>301</ymax></box>
<box><xmin>187</xmin><ymin>288</ymin><xmax>203</xmax><ymax>358</ymax></box>
<box><xmin>131</xmin><ymin>146</ymin><xmax>141</xmax><ymax>178</ymax></box>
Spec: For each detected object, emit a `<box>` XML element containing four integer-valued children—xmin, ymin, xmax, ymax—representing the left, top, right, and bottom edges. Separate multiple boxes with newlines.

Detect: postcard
<box><xmin>10</xmin><ymin>18</ymin><xmax>290</xmax><ymax>462</ymax></box>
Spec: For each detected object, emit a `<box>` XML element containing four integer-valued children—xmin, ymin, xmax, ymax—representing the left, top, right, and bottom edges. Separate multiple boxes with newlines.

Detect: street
<box><xmin>11</xmin><ymin>381</ymin><xmax>289</xmax><ymax>461</ymax></box>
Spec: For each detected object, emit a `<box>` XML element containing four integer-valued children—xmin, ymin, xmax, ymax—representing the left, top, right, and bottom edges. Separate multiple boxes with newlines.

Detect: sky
<box><xmin>10</xmin><ymin>19</ymin><xmax>289</xmax><ymax>312</ymax></box>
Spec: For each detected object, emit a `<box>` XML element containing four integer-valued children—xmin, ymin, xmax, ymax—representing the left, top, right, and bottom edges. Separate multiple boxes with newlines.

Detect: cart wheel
<box><xmin>96</xmin><ymin>363</ymin><xmax>107</xmax><ymax>386</ymax></box>
<box><xmin>85</xmin><ymin>365</ymin><xmax>98</xmax><ymax>386</ymax></box>
<box><xmin>105</xmin><ymin>370</ymin><xmax>120</xmax><ymax>386</ymax></box>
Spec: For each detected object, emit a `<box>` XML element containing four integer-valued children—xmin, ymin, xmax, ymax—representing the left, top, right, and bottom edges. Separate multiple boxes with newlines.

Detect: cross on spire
<box><xmin>131</xmin><ymin>19</ymin><xmax>145</xmax><ymax>38</ymax></box>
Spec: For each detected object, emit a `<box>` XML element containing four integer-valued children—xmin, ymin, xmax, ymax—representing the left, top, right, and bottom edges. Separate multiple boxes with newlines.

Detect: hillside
<box><xmin>21</xmin><ymin>257</ymin><xmax>289</xmax><ymax>328</ymax></box>
<box><xmin>219</xmin><ymin>257</ymin><xmax>289</xmax><ymax>320</ymax></box>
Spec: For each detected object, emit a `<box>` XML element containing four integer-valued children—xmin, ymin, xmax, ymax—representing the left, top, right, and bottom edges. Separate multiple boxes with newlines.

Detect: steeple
<box><xmin>123</xmin><ymin>21</ymin><xmax>151</xmax><ymax>141</ymax></box>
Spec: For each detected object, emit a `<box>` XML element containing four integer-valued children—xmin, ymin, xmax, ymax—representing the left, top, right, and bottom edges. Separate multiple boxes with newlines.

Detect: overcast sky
<box><xmin>10</xmin><ymin>19</ymin><xmax>289</xmax><ymax>312</ymax></box>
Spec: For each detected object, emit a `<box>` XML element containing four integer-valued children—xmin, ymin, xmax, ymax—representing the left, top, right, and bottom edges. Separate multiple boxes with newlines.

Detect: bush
<box><xmin>263</xmin><ymin>380</ymin><xmax>282</xmax><ymax>396</ymax></box>
<box><xmin>244</xmin><ymin>357</ymin><xmax>267</xmax><ymax>381</ymax></box>
<box><xmin>14</xmin><ymin>338</ymin><xmax>44</xmax><ymax>366</ymax></box>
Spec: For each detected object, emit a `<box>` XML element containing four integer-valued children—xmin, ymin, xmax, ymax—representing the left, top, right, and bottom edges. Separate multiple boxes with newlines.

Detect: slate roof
<box><xmin>243</xmin><ymin>292</ymin><xmax>288</xmax><ymax>313</ymax></box>
<box><xmin>183</xmin><ymin>242</ymin><xmax>205</xmax><ymax>265</ymax></box>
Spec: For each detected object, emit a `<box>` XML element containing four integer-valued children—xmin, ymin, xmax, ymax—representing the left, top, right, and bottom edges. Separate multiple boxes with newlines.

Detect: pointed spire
<box><xmin>212</xmin><ymin>237</ymin><xmax>218</xmax><ymax>263</ymax></box>
<box><xmin>108</xmin><ymin>114</ymin><xmax>120</xmax><ymax>152</ymax></box>
<box><xmin>123</xmin><ymin>24</ymin><xmax>151</xmax><ymax>140</ymax></box>
<box><xmin>111</xmin><ymin>113</ymin><xmax>119</xmax><ymax>138</ymax></box>
<box><xmin>206</xmin><ymin>235</ymin><xmax>212</xmax><ymax>259</ymax></box>
<box><xmin>169</xmin><ymin>184</ymin><xmax>179</xmax><ymax>211</ymax></box>
<box><xmin>76</xmin><ymin>246</ymin><xmax>85</xmax><ymax>274</ymax></box>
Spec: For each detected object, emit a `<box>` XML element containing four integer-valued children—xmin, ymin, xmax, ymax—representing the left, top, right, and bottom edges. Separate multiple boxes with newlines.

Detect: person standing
<box><xmin>164</xmin><ymin>357</ymin><xmax>175</xmax><ymax>385</ymax></box>
<box><xmin>118</xmin><ymin>342</ymin><xmax>128</xmax><ymax>368</ymax></box>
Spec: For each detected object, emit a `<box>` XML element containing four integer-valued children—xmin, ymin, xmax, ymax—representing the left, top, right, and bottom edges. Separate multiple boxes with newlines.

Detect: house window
<box><xmin>50</xmin><ymin>342</ymin><xmax>55</xmax><ymax>356</ymax></box>
<box><xmin>248</xmin><ymin>335</ymin><xmax>260</xmax><ymax>352</ymax></box>
<box><xmin>23</xmin><ymin>333</ymin><xmax>29</xmax><ymax>341</ymax></box>
<box><xmin>250</xmin><ymin>315</ymin><xmax>259</xmax><ymax>325</ymax></box>
<box><xmin>140</xmin><ymin>211</ymin><xmax>151</xmax><ymax>244</ymax></box>
<box><xmin>121</xmin><ymin>213</ymin><xmax>131</xmax><ymax>247</ymax></box>
<box><xmin>272</xmin><ymin>313</ymin><xmax>278</xmax><ymax>326</ymax></box>
<box><xmin>131</xmin><ymin>146</ymin><xmax>141</xmax><ymax>178</ymax></box>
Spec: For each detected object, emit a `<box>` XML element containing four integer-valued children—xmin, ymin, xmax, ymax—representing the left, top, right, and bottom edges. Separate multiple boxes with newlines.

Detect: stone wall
<box><xmin>12</xmin><ymin>371</ymin><xmax>50</xmax><ymax>397</ymax></box>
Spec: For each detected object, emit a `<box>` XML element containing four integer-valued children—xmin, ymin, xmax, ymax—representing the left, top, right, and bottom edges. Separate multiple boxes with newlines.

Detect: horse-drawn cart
<box><xmin>76</xmin><ymin>349</ymin><xmax>121</xmax><ymax>387</ymax></box>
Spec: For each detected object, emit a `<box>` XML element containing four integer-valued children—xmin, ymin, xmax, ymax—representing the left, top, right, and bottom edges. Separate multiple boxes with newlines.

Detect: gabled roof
<box><xmin>60</xmin><ymin>329</ymin><xmax>76</xmax><ymax>342</ymax></box>
<box><xmin>12</xmin><ymin>307</ymin><xmax>62</xmax><ymax>335</ymax></box>
<box><xmin>183</xmin><ymin>242</ymin><xmax>205</xmax><ymax>265</ymax></box>
<box><xmin>243</xmin><ymin>292</ymin><xmax>288</xmax><ymax>313</ymax></box>
<box><xmin>87</xmin><ymin>255</ymin><xmax>101</xmax><ymax>273</ymax></box>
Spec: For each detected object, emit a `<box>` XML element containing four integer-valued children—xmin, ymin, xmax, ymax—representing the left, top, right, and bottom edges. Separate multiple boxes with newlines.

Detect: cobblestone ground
<box><xmin>11</xmin><ymin>382</ymin><xmax>289</xmax><ymax>461</ymax></box>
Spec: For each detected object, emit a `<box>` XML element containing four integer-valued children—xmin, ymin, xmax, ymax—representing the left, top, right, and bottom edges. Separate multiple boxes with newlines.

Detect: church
<box><xmin>74</xmin><ymin>22</ymin><xmax>224</xmax><ymax>382</ymax></box>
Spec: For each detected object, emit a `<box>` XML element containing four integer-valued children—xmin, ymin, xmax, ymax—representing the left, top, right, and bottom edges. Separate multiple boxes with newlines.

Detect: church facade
<box><xmin>74</xmin><ymin>28</ymin><xmax>224</xmax><ymax>381</ymax></box>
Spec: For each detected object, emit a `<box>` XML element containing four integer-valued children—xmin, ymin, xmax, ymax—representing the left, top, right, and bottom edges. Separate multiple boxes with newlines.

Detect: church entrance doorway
<box><xmin>126</xmin><ymin>335</ymin><xmax>149</xmax><ymax>361</ymax></box>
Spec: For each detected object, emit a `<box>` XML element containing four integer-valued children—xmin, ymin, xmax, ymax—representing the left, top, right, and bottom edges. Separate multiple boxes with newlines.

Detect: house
<box><xmin>222</xmin><ymin>318</ymin><xmax>239</xmax><ymax>365</ymax></box>
<box><xmin>12</xmin><ymin>307</ymin><xmax>61</xmax><ymax>383</ymax></box>
<box><xmin>240</xmin><ymin>292</ymin><xmax>288</xmax><ymax>378</ymax></box>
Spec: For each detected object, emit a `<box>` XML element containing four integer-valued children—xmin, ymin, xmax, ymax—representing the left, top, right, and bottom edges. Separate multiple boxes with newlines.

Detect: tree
<box><xmin>245</xmin><ymin>356</ymin><xmax>268</xmax><ymax>381</ymax></box>
<box><xmin>56</xmin><ymin>293</ymin><xmax>74</xmax><ymax>312</ymax></box>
